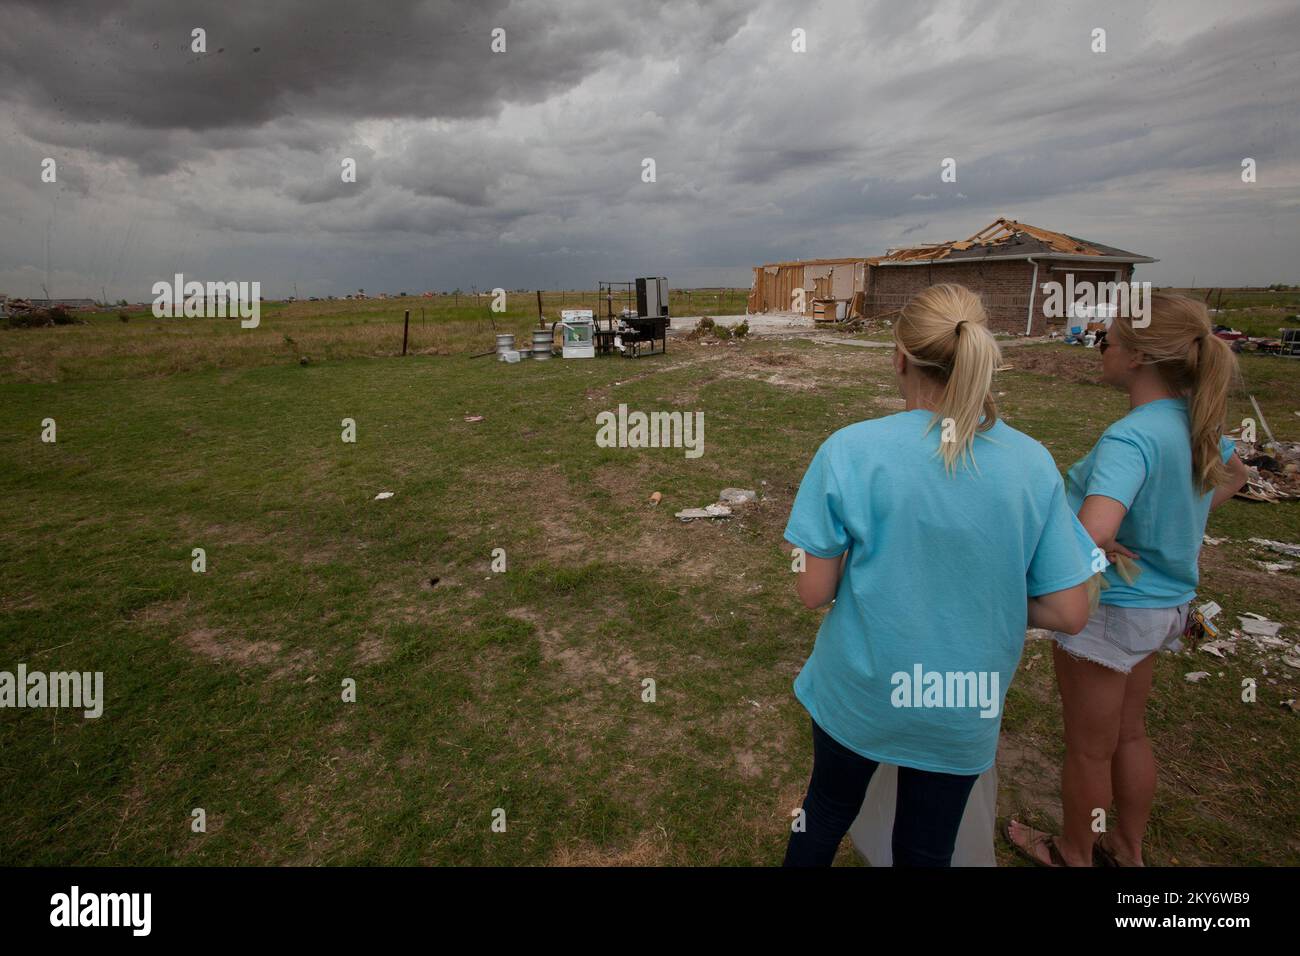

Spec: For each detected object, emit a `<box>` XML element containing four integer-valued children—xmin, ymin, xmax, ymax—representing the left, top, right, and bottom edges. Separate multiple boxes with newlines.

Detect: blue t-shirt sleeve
<box><xmin>1083</xmin><ymin>433</ymin><xmax>1148</xmax><ymax>509</ymax></box>
<box><xmin>1219</xmin><ymin>435</ymin><xmax>1236</xmax><ymax>463</ymax></box>
<box><xmin>784</xmin><ymin>439</ymin><xmax>851</xmax><ymax>559</ymax></box>
<box><xmin>1027</xmin><ymin>479</ymin><xmax>1099</xmax><ymax>597</ymax></box>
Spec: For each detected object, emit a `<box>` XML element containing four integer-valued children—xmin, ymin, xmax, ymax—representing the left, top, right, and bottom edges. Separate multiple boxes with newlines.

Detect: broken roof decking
<box><xmin>874</xmin><ymin>218</ymin><xmax>1156</xmax><ymax>265</ymax></box>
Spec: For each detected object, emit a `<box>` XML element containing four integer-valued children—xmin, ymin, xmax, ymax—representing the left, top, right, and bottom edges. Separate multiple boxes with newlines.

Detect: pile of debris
<box><xmin>675</xmin><ymin>487</ymin><xmax>758</xmax><ymax>521</ymax></box>
<box><xmin>1228</xmin><ymin>401</ymin><xmax>1300</xmax><ymax>502</ymax></box>
<box><xmin>2</xmin><ymin>298</ymin><xmax>81</xmax><ymax>329</ymax></box>
<box><xmin>1231</xmin><ymin>436</ymin><xmax>1300</xmax><ymax>502</ymax></box>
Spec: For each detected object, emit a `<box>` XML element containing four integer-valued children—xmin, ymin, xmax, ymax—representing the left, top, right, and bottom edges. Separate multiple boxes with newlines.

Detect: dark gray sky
<box><xmin>1</xmin><ymin>0</ymin><xmax>1297</xmax><ymax>300</ymax></box>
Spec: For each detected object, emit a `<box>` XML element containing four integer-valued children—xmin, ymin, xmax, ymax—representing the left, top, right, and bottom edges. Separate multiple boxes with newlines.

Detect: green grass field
<box><xmin>1</xmin><ymin>298</ymin><xmax>1297</xmax><ymax>865</ymax></box>
<box><xmin>1156</xmin><ymin>287</ymin><xmax>1300</xmax><ymax>339</ymax></box>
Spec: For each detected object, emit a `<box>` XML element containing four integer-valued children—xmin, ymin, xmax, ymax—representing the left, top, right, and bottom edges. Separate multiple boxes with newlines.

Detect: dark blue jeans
<box><xmin>783</xmin><ymin>719</ymin><xmax>979</xmax><ymax>867</ymax></box>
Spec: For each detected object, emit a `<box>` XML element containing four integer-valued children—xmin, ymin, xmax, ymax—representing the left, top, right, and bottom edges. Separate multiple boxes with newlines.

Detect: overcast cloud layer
<box><xmin>1</xmin><ymin>0</ymin><xmax>1297</xmax><ymax>300</ymax></box>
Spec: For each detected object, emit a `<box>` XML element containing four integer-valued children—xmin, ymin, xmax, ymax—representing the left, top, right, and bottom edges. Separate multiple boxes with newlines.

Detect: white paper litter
<box><xmin>675</xmin><ymin>504</ymin><xmax>733</xmax><ymax>521</ymax></box>
<box><xmin>1238</xmin><ymin>615</ymin><xmax>1284</xmax><ymax>638</ymax></box>
<box><xmin>1249</xmin><ymin>538</ymin><xmax>1300</xmax><ymax>559</ymax></box>
<box><xmin>719</xmin><ymin>487</ymin><xmax>758</xmax><ymax>505</ymax></box>
<box><xmin>1184</xmin><ymin>671</ymin><xmax>1211</xmax><ymax>683</ymax></box>
<box><xmin>1256</xmin><ymin>561</ymin><xmax>1295</xmax><ymax>573</ymax></box>
<box><xmin>373</xmin><ymin>491</ymin><xmax>394</xmax><ymax>500</ymax></box>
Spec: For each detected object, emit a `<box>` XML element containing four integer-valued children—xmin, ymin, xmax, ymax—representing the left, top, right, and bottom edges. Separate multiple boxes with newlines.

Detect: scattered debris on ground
<box><xmin>675</xmin><ymin>486</ymin><xmax>760</xmax><ymax>522</ymax></box>
<box><xmin>648</xmin><ymin>491</ymin><xmax>662</xmax><ymax>506</ymax></box>
<box><xmin>1228</xmin><ymin>403</ymin><xmax>1300</xmax><ymax>501</ymax></box>
<box><xmin>718</xmin><ymin>488</ymin><xmax>757</xmax><ymax>505</ymax></box>
<box><xmin>1250</xmin><ymin>538</ymin><xmax>1300</xmax><ymax>558</ymax></box>
<box><xmin>675</xmin><ymin>504</ymin><xmax>732</xmax><ymax>521</ymax></box>
<box><xmin>1238</xmin><ymin>614</ymin><xmax>1284</xmax><ymax>638</ymax></box>
<box><xmin>373</xmin><ymin>491</ymin><xmax>394</xmax><ymax>500</ymax></box>
<box><xmin>464</xmin><ymin>415</ymin><xmax>484</xmax><ymax>423</ymax></box>
<box><xmin>2</xmin><ymin>300</ymin><xmax>82</xmax><ymax>329</ymax></box>
<box><xmin>1180</xmin><ymin>604</ymin><xmax>1300</xmax><ymax>688</ymax></box>
<box><xmin>1256</xmin><ymin>560</ymin><xmax>1296</xmax><ymax>574</ymax></box>
<box><xmin>686</xmin><ymin>316</ymin><xmax>750</xmax><ymax>341</ymax></box>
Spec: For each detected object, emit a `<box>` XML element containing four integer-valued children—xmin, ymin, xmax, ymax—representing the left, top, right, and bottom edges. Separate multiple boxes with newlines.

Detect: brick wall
<box><xmin>864</xmin><ymin>259</ymin><xmax>1137</xmax><ymax>335</ymax></box>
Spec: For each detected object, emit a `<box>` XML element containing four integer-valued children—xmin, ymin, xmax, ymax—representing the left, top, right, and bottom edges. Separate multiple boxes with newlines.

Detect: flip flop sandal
<box><xmin>1004</xmin><ymin>820</ymin><xmax>1068</xmax><ymax>867</ymax></box>
<box><xmin>1094</xmin><ymin>833</ymin><xmax>1138</xmax><ymax>867</ymax></box>
<box><xmin>1093</xmin><ymin>837</ymin><xmax>1119</xmax><ymax>867</ymax></box>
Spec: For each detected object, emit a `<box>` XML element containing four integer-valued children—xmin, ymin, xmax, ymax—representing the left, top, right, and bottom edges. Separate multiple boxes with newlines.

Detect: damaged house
<box><xmin>747</xmin><ymin>218</ymin><xmax>1157</xmax><ymax>335</ymax></box>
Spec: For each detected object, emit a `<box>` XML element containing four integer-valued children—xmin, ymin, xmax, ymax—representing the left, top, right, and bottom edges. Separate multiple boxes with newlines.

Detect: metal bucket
<box><xmin>495</xmin><ymin>333</ymin><xmax>515</xmax><ymax>361</ymax></box>
<box><xmin>531</xmin><ymin>329</ymin><xmax>554</xmax><ymax>360</ymax></box>
<box><xmin>516</xmin><ymin>345</ymin><xmax>531</xmax><ymax>360</ymax></box>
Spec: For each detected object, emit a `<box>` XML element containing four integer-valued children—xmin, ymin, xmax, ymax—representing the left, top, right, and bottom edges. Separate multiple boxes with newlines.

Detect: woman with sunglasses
<box><xmin>1008</xmin><ymin>293</ymin><xmax>1249</xmax><ymax>866</ymax></box>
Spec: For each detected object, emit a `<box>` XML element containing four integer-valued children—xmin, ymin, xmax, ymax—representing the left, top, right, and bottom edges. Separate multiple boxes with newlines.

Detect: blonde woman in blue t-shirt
<box><xmin>783</xmin><ymin>284</ymin><xmax>1095</xmax><ymax>867</ymax></box>
<box><xmin>1008</xmin><ymin>293</ymin><xmax>1248</xmax><ymax>867</ymax></box>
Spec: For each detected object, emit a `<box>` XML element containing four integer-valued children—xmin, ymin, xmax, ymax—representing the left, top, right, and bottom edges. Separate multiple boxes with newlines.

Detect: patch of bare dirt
<box><xmin>1002</xmin><ymin>346</ymin><xmax>1103</xmax><ymax>385</ymax></box>
<box><xmin>130</xmin><ymin>596</ymin><xmax>192</xmax><ymax>627</ymax></box>
<box><xmin>181</xmin><ymin>628</ymin><xmax>282</xmax><ymax>667</ymax></box>
<box><xmin>549</xmin><ymin>830</ymin><xmax>676</xmax><ymax>866</ymax></box>
<box><xmin>355</xmin><ymin>635</ymin><xmax>389</xmax><ymax>665</ymax></box>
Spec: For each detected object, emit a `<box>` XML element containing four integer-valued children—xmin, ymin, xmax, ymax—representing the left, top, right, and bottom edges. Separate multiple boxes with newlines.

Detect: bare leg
<box><xmin>1052</xmin><ymin>643</ymin><xmax>1128</xmax><ymax>866</ymax></box>
<box><xmin>1108</xmin><ymin>652</ymin><xmax>1157</xmax><ymax>865</ymax></box>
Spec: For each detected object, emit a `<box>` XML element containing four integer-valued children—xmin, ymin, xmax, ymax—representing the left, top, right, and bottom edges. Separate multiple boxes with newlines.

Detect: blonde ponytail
<box><xmin>894</xmin><ymin>283</ymin><xmax>1001</xmax><ymax>474</ymax></box>
<box><xmin>1108</xmin><ymin>293</ymin><xmax>1237</xmax><ymax>493</ymax></box>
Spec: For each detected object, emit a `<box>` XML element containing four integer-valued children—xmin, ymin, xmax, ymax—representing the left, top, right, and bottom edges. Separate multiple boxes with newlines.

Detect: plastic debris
<box><xmin>1184</xmin><ymin>671</ymin><xmax>1211</xmax><ymax>683</ymax></box>
<box><xmin>675</xmin><ymin>504</ymin><xmax>733</xmax><ymax>522</ymax></box>
<box><xmin>719</xmin><ymin>488</ymin><xmax>758</xmax><ymax>505</ymax></box>
<box><xmin>1249</xmin><ymin>538</ymin><xmax>1300</xmax><ymax>558</ymax></box>
<box><xmin>464</xmin><ymin>415</ymin><xmax>485</xmax><ymax>423</ymax></box>
<box><xmin>373</xmin><ymin>491</ymin><xmax>394</xmax><ymax>500</ymax></box>
<box><xmin>649</xmin><ymin>491</ymin><xmax>662</xmax><ymax>506</ymax></box>
<box><xmin>1256</xmin><ymin>560</ymin><xmax>1295</xmax><ymax>573</ymax></box>
<box><xmin>1238</xmin><ymin>614</ymin><xmax>1284</xmax><ymax>638</ymax></box>
<box><xmin>1203</xmin><ymin>535</ymin><xmax>1226</xmax><ymax>546</ymax></box>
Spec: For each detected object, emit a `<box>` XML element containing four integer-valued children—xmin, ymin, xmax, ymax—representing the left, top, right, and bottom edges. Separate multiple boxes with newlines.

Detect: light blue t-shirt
<box><xmin>784</xmin><ymin>410</ymin><xmax>1097</xmax><ymax>775</ymax></box>
<box><xmin>1065</xmin><ymin>398</ymin><xmax>1235</xmax><ymax>608</ymax></box>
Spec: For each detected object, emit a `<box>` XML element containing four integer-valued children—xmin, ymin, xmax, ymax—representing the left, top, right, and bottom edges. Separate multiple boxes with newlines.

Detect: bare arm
<box><xmin>1028</xmin><ymin>493</ymin><xmax>1131</xmax><ymax>635</ymax></box>
<box><xmin>1028</xmin><ymin>583</ymin><xmax>1090</xmax><ymax>634</ymax></box>
<box><xmin>783</xmin><ymin>541</ymin><xmax>847</xmax><ymax>610</ymax></box>
<box><xmin>1210</xmin><ymin>453</ymin><xmax>1248</xmax><ymax>510</ymax></box>
<box><xmin>1077</xmin><ymin>494</ymin><xmax>1136</xmax><ymax>560</ymax></box>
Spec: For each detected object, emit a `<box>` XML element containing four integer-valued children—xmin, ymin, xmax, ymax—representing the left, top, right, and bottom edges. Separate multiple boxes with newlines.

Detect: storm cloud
<box><xmin>0</xmin><ymin>0</ymin><xmax>1296</xmax><ymax>299</ymax></box>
